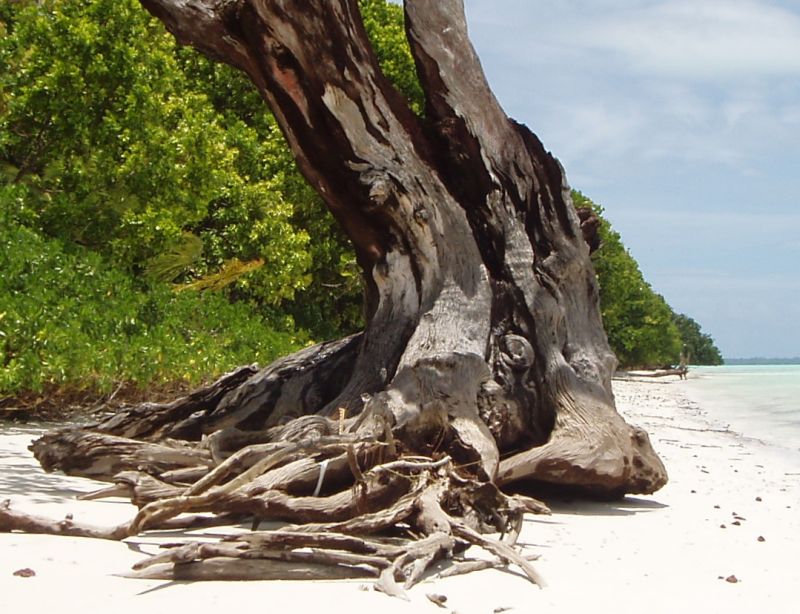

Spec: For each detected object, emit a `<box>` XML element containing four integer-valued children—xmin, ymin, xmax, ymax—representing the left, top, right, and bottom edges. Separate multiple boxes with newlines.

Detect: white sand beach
<box><xmin>2</xmin><ymin>377</ymin><xmax>798</xmax><ymax>614</ymax></box>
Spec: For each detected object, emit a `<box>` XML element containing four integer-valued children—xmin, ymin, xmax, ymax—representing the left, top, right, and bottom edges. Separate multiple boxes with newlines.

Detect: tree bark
<box><xmin>35</xmin><ymin>0</ymin><xmax>667</xmax><ymax>497</ymax></box>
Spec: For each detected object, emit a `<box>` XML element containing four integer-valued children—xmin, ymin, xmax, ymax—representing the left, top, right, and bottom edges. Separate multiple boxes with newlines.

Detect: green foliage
<box><xmin>358</xmin><ymin>0</ymin><xmax>425</xmax><ymax>114</ymax></box>
<box><xmin>145</xmin><ymin>232</ymin><xmax>203</xmax><ymax>282</ymax></box>
<box><xmin>574</xmin><ymin>191</ymin><xmax>721</xmax><ymax>368</ymax></box>
<box><xmin>168</xmin><ymin>8</ymin><xmax>362</xmax><ymax>336</ymax></box>
<box><xmin>0</xmin><ymin>200</ymin><xmax>303</xmax><ymax>395</ymax></box>
<box><xmin>0</xmin><ymin>0</ymin><xmax>427</xmax><ymax>346</ymax></box>
<box><xmin>0</xmin><ymin>0</ymin><xmax>310</xmax><ymax>307</ymax></box>
<box><xmin>3</xmin><ymin>0</ymin><xmax>218</xmax><ymax>259</ymax></box>
<box><xmin>672</xmin><ymin>313</ymin><xmax>723</xmax><ymax>365</ymax></box>
<box><xmin>0</xmin><ymin>0</ymin><xmax>370</xmax><ymax>398</ymax></box>
<box><xmin>175</xmin><ymin>258</ymin><xmax>264</xmax><ymax>293</ymax></box>
<box><xmin>574</xmin><ymin>191</ymin><xmax>683</xmax><ymax>368</ymax></box>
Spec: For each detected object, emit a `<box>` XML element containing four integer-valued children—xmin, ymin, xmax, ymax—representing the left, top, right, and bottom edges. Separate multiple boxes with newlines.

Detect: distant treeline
<box><xmin>573</xmin><ymin>192</ymin><xmax>722</xmax><ymax>368</ymax></box>
<box><xmin>0</xmin><ymin>0</ymin><xmax>721</xmax><ymax>402</ymax></box>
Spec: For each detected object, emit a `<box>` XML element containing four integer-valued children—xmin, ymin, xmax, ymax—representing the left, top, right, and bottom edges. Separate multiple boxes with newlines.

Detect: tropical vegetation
<box><xmin>574</xmin><ymin>192</ymin><xmax>722</xmax><ymax>368</ymax></box>
<box><xmin>0</xmin><ymin>0</ymin><xmax>721</xmax><ymax>406</ymax></box>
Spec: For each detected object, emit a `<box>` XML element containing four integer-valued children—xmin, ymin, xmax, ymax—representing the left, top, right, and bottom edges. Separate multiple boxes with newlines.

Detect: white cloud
<box><xmin>538</xmin><ymin>83</ymin><xmax>777</xmax><ymax>176</ymax></box>
<box><xmin>572</xmin><ymin>0</ymin><xmax>800</xmax><ymax>79</ymax></box>
<box><xmin>462</xmin><ymin>1</ymin><xmax>800</xmax><ymax>356</ymax></box>
<box><xmin>467</xmin><ymin>2</ymin><xmax>800</xmax><ymax>176</ymax></box>
<box><xmin>544</xmin><ymin>99</ymin><xmax>646</xmax><ymax>162</ymax></box>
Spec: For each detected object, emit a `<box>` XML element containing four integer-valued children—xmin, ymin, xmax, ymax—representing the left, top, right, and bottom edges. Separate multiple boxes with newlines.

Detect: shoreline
<box><xmin>1</xmin><ymin>378</ymin><xmax>798</xmax><ymax>613</ymax></box>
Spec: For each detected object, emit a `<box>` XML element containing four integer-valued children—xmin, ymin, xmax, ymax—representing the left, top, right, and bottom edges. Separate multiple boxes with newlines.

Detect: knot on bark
<box><xmin>357</xmin><ymin>169</ymin><xmax>394</xmax><ymax>209</ymax></box>
<box><xmin>564</xmin><ymin>343</ymin><xmax>604</xmax><ymax>384</ymax></box>
<box><xmin>626</xmin><ymin>425</ymin><xmax>669</xmax><ymax>493</ymax></box>
<box><xmin>499</xmin><ymin>334</ymin><xmax>534</xmax><ymax>371</ymax></box>
<box><xmin>477</xmin><ymin>380</ymin><xmax>526</xmax><ymax>450</ymax></box>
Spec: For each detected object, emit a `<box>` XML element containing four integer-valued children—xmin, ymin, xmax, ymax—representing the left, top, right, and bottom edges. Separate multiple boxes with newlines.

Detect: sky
<box><xmin>460</xmin><ymin>0</ymin><xmax>800</xmax><ymax>359</ymax></box>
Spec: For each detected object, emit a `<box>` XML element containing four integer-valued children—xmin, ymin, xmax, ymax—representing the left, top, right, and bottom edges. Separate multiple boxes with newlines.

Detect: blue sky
<box><xmin>459</xmin><ymin>0</ymin><xmax>800</xmax><ymax>358</ymax></box>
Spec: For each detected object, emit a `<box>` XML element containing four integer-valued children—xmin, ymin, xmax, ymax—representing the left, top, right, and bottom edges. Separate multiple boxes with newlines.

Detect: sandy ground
<box><xmin>1</xmin><ymin>377</ymin><xmax>799</xmax><ymax>614</ymax></box>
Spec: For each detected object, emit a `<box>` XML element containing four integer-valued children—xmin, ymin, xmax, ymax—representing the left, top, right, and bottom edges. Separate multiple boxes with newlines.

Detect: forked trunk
<box><xmin>41</xmin><ymin>0</ymin><xmax>667</xmax><ymax>496</ymax></box>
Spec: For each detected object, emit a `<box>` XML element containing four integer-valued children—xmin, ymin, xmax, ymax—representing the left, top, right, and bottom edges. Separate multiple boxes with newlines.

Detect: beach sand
<box><xmin>1</xmin><ymin>377</ymin><xmax>798</xmax><ymax>614</ymax></box>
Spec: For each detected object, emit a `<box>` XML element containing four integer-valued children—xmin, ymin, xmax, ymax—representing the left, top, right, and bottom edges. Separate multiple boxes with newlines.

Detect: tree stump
<box><xmin>10</xmin><ymin>0</ymin><xmax>668</xmax><ymax>592</ymax></box>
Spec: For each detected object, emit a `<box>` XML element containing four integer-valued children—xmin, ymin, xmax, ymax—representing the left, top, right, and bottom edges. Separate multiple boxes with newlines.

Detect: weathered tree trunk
<box><xmin>34</xmin><ymin>0</ymin><xmax>667</xmax><ymax>496</ymax></box>
<box><xmin>8</xmin><ymin>2</ymin><xmax>671</xmax><ymax>589</ymax></box>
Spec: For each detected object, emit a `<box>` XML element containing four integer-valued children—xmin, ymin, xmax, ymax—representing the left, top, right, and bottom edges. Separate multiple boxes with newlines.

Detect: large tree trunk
<box><xmin>35</xmin><ymin>0</ymin><xmax>667</xmax><ymax>496</ymax></box>
<box><xmin>10</xmin><ymin>0</ymin><xmax>670</xmax><ymax>589</ymax></box>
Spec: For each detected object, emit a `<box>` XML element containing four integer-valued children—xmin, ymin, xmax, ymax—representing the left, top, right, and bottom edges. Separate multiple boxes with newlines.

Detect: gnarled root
<box><xmin>122</xmin><ymin>459</ymin><xmax>548</xmax><ymax>592</ymax></box>
<box><xmin>497</xmin><ymin>387</ymin><xmax>668</xmax><ymax>496</ymax></box>
<box><xmin>87</xmin><ymin>336</ymin><xmax>362</xmax><ymax>442</ymax></box>
<box><xmin>3</xmin><ymin>448</ymin><xmax>549</xmax><ymax>595</ymax></box>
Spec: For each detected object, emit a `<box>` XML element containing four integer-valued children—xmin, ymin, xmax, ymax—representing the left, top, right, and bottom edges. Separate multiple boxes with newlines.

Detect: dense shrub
<box><xmin>673</xmin><ymin>313</ymin><xmax>723</xmax><ymax>365</ymax></box>
<box><xmin>0</xmin><ymin>1</ymin><xmax>723</xmax><ymax>402</ymax></box>
<box><xmin>0</xmin><ymin>0</ymin><xmax>311</xmax><ymax>304</ymax></box>
<box><xmin>575</xmin><ymin>191</ymin><xmax>721</xmax><ymax>367</ymax></box>
<box><xmin>0</xmin><ymin>198</ymin><xmax>303</xmax><ymax>395</ymax></box>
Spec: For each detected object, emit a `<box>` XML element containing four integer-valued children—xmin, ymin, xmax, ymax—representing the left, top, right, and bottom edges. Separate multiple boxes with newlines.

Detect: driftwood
<box><xmin>7</xmin><ymin>0</ymin><xmax>671</xmax><ymax>596</ymax></box>
<box><xmin>110</xmin><ymin>0</ymin><xmax>668</xmax><ymax>496</ymax></box>
<box><xmin>3</xmin><ymin>445</ymin><xmax>551</xmax><ymax>592</ymax></box>
<box><xmin>624</xmin><ymin>367</ymin><xmax>689</xmax><ymax>379</ymax></box>
<box><xmin>24</xmin><ymin>0</ymin><xmax>670</xmax><ymax>498</ymax></box>
<box><xmin>30</xmin><ymin>429</ymin><xmax>214</xmax><ymax>479</ymax></box>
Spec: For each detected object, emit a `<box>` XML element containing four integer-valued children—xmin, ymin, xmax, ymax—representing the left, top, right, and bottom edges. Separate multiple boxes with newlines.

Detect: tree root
<box><xmin>17</xmin><ymin>378</ymin><xmax>553</xmax><ymax>596</ymax></box>
<box><xmin>30</xmin><ymin>429</ymin><xmax>214</xmax><ymax>480</ymax></box>
<box><xmin>124</xmin><ymin>558</ymin><xmax>378</xmax><ymax>582</ymax></box>
<box><xmin>0</xmin><ymin>499</ymin><xmax>131</xmax><ymax>540</ymax></box>
<box><xmin>121</xmin><ymin>468</ymin><xmax>545</xmax><ymax>591</ymax></box>
<box><xmin>3</xmin><ymin>445</ymin><xmax>550</xmax><ymax>595</ymax></box>
<box><xmin>436</xmin><ymin>553</ymin><xmax>540</xmax><ymax>579</ymax></box>
<box><xmin>88</xmin><ymin>336</ymin><xmax>362</xmax><ymax>442</ymax></box>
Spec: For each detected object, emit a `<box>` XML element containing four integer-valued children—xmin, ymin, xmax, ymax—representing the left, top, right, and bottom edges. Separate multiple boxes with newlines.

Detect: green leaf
<box><xmin>145</xmin><ymin>231</ymin><xmax>203</xmax><ymax>282</ymax></box>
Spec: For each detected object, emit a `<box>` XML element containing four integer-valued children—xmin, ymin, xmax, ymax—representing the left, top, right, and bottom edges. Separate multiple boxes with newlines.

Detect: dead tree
<box><xmin>10</xmin><ymin>0</ymin><xmax>668</xmax><ymax>589</ymax></box>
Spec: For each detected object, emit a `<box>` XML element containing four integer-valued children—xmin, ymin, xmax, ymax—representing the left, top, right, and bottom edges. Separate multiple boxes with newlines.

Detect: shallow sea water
<box><xmin>684</xmin><ymin>364</ymin><xmax>800</xmax><ymax>453</ymax></box>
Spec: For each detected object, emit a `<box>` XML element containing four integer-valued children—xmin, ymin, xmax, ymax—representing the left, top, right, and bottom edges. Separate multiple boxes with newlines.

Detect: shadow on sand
<box><xmin>0</xmin><ymin>425</ymin><xmax>111</xmax><ymax>505</ymax></box>
<box><xmin>544</xmin><ymin>496</ymin><xmax>669</xmax><ymax>517</ymax></box>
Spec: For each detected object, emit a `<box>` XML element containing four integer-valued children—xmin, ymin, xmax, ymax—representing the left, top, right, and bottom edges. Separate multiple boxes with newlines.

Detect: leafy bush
<box><xmin>0</xmin><ymin>0</ymin><xmax>311</xmax><ymax>305</ymax></box>
<box><xmin>574</xmin><ymin>191</ymin><xmax>683</xmax><ymax>368</ymax></box>
<box><xmin>0</xmin><ymin>199</ymin><xmax>304</xmax><ymax>395</ymax></box>
<box><xmin>0</xmin><ymin>0</ymin><xmax>431</xmax><ymax>348</ymax></box>
<box><xmin>673</xmin><ymin>313</ymin><xmax>723</xmax><ymax>365</ymax></box>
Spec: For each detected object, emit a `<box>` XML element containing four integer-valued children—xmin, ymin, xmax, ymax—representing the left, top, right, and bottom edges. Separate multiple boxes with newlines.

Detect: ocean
<box><xmin>684</xmin><ymin>364</ymin><xmax>800</xmax><ymax>454</ymax></box>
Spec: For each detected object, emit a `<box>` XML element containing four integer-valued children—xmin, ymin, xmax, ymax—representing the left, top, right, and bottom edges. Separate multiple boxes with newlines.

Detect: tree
<box><xmin>673</xmin><ymin>313</ymin><xmax>723</xmax><ymax>365</ymax></box>
<box><xmin>0</xmin><ymin>0</ymin><xmax>310</xmax><ymax>305</ymax></box>
<box><xmin>129</xmin><ymin>0</ymin><xmax>667</xmax><ymax>489</ymax></box>
<box><xmin>574</xmin><ymin>192</ymin><xmax>683</xmax><ymax>368</ymax></box>
<box><xmin>7</xmin><ymin>0</ymin><xmax>669</xmax><ymax>587</ymax></box>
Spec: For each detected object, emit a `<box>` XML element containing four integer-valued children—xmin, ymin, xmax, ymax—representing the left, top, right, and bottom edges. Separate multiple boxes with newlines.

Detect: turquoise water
<box><xmin>685</xmin><ymin>364</ymin><xmax>800</xmax><ymax>452</ymax></box>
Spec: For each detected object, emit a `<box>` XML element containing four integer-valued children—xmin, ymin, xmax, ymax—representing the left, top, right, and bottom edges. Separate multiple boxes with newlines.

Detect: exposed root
<box><xmin>30</xmin><ymin>429</ymin><xmax>214</xmax><ymax>480</ymax></box>
<box><xmin>17</xmin><ymin>362</ymin><xmax>553</xmax><ymax>597</ymax></box>
<box><xmin>0</xmin><ymin>499</ymin><xmax>130</xmax><ymax>541</ymax></box>
<box><xmin>124</xmin><ymin>558</ymin><xmax>378</xmax><ymax>581</ymax></box>
<box><xmin>4</xmin><ymin>440</ymin><xmax>549</xmax><ymax>595</ymax></box>
<box><xmin>436</xmin><ymin>553</ymin><xmax>540</xmax><ymax>579</ymax></box>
